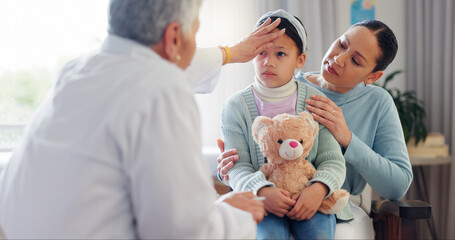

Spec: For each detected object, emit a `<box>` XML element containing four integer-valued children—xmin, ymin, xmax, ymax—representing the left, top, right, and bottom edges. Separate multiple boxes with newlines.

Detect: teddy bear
<box><xmin>252</xmin><ymin>111</ymin><xmax>349</xmax><ymax>215</ymax></box>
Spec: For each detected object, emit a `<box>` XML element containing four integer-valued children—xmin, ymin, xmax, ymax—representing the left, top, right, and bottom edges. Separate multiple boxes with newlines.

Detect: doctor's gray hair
<box><xmin>108</xmin><ymin>0</ymin><xmax>202</xmax><ymax>46</ymax></box>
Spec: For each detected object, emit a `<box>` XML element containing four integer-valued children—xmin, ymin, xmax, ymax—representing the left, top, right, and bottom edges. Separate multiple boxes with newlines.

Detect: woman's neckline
<box><xmin>306</xmin><ymin>73</ymin><xmax>320</xmax><ymax>86</ymax></box>
<box><xmin>303</xmin><ymin>72</ymin><xmax>360</xmax><ymax>109</ymax></box>
<box><xmin>305</xmin><ymin>73</ymin><xmax>353</xmax><ymax>94</ymax></box>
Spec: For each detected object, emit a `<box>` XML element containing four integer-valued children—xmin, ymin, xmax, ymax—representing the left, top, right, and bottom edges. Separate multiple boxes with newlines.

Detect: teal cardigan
<box><xmin>221</xmin><ymin>80</ymin><xmax>353</xmax><ymax>220</ymax></box>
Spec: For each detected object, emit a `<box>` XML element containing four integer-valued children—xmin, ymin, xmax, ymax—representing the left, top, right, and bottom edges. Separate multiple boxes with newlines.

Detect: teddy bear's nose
<box><xmin>289</xmin><ymin>141</ymin><xmax>298</xmax><ymax>148</ymax></box>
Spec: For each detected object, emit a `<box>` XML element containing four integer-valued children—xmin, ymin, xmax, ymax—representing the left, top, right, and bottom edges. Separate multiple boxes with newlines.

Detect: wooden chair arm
<box><xmin>372</xmin><ymin>199</ymin><xmax>431</xmax><ymax>220</ymax></box>
<box><xmin>371</xmin><ymin>200</ymin><xmax>431</xmax><ymax>239</ymax></box>
<box><xmin>213</xmin><ymin>176</ymin><xmax>231</xmax><ymax>195</ymax></box>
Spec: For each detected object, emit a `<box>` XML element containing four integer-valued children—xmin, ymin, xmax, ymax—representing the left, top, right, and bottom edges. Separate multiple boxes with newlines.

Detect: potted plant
<box><xmin>374</xmin><ymin>70</ymin><xmax>427</xmax><ymax>145</ymax></box>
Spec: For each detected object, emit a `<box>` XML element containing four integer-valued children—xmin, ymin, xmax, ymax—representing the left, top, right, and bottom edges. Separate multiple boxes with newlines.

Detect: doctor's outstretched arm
<box><xmin>186</xmin><ymin>18</ymin><xmax>285</xmax><ymax>93</ymax></box>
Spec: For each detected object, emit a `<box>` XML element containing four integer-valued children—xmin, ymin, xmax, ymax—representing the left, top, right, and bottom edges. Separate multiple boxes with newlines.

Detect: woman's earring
<box><xmin>175</xmin><ymin>54</ymin><xmax>181</xmax><ymax>63</ymax></box>
<box><xmin>364</xmin><ymin>81</ymin><xmax>367</xmax><ymax>86</ymax></box>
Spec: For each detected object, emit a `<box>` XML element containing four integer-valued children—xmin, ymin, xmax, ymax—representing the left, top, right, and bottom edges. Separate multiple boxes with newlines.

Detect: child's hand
<box><xmin>257</xmin><ymin>187</ymin><xmax>296</xmax><ymax>217</ymax></box>
<box><xmin>287</xmin><ymin>182</ymin><xmax>328</xmax><ymax>220</ymax></box>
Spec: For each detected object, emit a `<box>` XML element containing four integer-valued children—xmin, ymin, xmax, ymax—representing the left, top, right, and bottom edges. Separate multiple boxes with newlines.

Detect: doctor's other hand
<box><xmin>228</xmin><ymin>17</ymin><xmax>285</xmax><ymax>63</ymax></box>
<box><xmin>218</xmin><ymin>191</ymin><xmax>266</xmax><ymax>223</ymax></box>
<box><xmin>216</xmin><ymin>139</ymin><xmax>238</xmax><ymax>181</ymax></box>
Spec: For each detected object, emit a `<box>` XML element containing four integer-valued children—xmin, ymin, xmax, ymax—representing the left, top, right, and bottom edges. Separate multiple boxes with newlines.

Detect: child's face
<box><xmin>253</xmin><ymin>29</ymin><xmax>306</xmax><ymax>88</ymax></box>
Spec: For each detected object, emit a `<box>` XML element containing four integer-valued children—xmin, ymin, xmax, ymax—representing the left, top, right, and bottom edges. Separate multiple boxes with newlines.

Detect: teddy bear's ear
<box><xmin>252</xmin><ymin>116</ymin><xmax>274</xmax><ymax>142</ymax></box>
<box><xmin>299</xmin><ymin>111</ymin><xmax>318</xmax><ymax>136</ymax></box>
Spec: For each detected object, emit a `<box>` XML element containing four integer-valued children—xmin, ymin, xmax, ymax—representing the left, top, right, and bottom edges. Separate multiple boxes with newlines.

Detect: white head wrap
<box><xmin>254</xmin><ymin>9</ymin><xmax>307</xmax><ymax>52</ymax></box>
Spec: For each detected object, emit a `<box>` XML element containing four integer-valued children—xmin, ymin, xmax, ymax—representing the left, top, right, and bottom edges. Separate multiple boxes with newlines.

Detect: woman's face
<box><xmin>178</xmin><ymin>16</ymin><xmax>200</xmax><ymax>70</ymax></box>
<box><xmin>254</xmin><ymin>29</ymin><xmax>306</xmax><ymax>88</ymax></box>
<box><xmin>320</xmin><ymin>26</ymin><xmax>381</xmax><ymax>93</ymax></box>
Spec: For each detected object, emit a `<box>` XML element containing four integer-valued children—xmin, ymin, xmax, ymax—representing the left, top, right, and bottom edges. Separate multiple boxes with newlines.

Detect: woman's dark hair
<box><xmin>353</xmin><ymin>20</ymin><xmax>398</xmax><ymax>72</ymax></box>
<box><xmin>257</xmin><ymin>16</ymin><xmax>307</xmax><ymax>54</ymax></box>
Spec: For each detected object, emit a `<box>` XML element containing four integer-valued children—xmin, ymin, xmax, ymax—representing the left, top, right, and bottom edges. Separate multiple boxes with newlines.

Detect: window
<box><xmin>0</xmin><ymin>0</ymin><xmax>109</xmax><ymax>152</ymax></box>
<box><xmin>1</xmin><ymin>0</ymin><xmax>332</xmax><ymax>152</ymax></box>
<box><xmin>195</xmin><ymin>1</ymin><xmax>261</xmax><ymax>148</ymax></box>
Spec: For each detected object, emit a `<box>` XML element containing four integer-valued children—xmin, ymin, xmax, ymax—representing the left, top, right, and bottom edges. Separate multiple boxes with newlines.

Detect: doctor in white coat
<box><xmin>0</xmin><ymin>0</ymin><xmax>284</xmax><ymax>239</ymax></box>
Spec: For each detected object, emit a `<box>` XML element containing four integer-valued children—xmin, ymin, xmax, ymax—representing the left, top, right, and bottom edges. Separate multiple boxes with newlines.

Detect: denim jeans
<box><xmin>257</xmin><ymin>212</ymin><xmax>336</xmax><ymax>240</ymax></box>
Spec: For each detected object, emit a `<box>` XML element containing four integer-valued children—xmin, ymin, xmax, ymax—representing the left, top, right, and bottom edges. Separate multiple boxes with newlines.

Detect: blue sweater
<box><xmin>296</xmin><ymin>72</ymin><xmax>413</xmax><ymax>200</ymax></box>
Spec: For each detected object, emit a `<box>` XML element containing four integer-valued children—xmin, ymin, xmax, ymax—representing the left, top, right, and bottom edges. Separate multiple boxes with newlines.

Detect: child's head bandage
<box><xmin>255</xmin><ymin>9</ymin><xmax>307</xmax><ymax>52</ymax></box>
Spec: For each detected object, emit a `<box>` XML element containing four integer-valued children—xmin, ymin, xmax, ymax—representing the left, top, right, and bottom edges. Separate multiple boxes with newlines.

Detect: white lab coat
<box><xmin>0</xmin><ymin>35</ymin><xmax>255</xmax><ymax>239</ymax></box>
<box><xmin>186</xmin><ymin>47</ymin><xmax>223</xmax><ymax>94</ymax></box>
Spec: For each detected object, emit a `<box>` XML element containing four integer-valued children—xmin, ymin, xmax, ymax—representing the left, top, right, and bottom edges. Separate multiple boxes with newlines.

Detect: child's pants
<box><xmin>257</xmin><ymin>212</ymin><xmax>336</xmax><ymax>240</ymax></box>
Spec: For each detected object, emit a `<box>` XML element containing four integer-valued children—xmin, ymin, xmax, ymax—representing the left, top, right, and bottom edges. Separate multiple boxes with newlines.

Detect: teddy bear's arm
<box><xmin>260</xmin><ymin>163</ymin><xmax>272</xmax><ymax>178</ymax></box>
<box><xmin>303</xmin><ymin>161</ymin><xmax>317</xmax><ymax>179</ymax></box>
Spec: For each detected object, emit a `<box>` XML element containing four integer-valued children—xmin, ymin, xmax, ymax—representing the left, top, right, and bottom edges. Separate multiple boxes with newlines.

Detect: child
<box><xmin>221</xmin><ymin>9</ymin><xmax>346</xmax><ymax>239</ymax></box>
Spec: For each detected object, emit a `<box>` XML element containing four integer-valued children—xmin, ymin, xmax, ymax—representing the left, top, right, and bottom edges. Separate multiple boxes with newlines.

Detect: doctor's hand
<box><xmin>227</xmin><ymin>18</ymin><xmax>285</xmax><ymax>63</ymax></box>
<box><xmin>218</xmin><ymin>191</ymin><xmax>266</xmax><ymax>223</ymax></box>
<box><xmin>305</xmin><ymin>95</ymin><xmax>352</xmax><ymax>148</ymax></box>
<box><xmin>216</xmin><ymin>139</ymin><xmax>238</xmax><ymax>182</ymax></box>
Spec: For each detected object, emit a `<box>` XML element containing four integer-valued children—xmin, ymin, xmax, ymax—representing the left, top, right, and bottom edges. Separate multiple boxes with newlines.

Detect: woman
<box><xmin>216</xmin><ymin>20</ymin><xmax>413</xmax><ymax>238</ymax></box>
<box><xmin>0</xmin><ymin>1</ymin><xmax>287</xmax><ymax>238</ymax></box>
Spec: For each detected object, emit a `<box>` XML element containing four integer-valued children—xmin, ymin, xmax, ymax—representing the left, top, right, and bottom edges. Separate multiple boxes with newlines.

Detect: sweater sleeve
<box><xmin>344</xmin><ymin>100</ymin><xmax>413</xmax><ymax>200</ymax></box>
<box><xmin>221</xmin><ymin>97</ymin><xmax>275</xmax><ymax>194</ymax></box>
<box><xmin>308</xmin><ymin>126</ymin><xmax>346</xmax><ymax>197</ymax></box>
<box><xmin>185</xmin><ymin>47</ymin><xmax>222</xmax><ymax>94</ymax></box>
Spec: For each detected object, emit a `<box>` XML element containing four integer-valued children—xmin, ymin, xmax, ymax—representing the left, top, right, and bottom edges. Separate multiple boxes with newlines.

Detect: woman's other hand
<box><xmin>257</xmin><ymin>187</ymin><xmax>296</xmax><ymax>217</ymax></box>
<box><xmin>218</xmin><ymin>191</ymin><xmax>266</xmax><ymax>223</ymax></box>
<box><xmin>229</xmin><ymin>18</ymin><xmax>285</xmax><ymax>63</ymax></box>
<box><xmin>216</xmin><ymin>139</ymin><xmax>238</xmax><ymax>182</ymax></box>
<box><xmin>305</xmin><ymin>95</ymin><xmax>352</xmax><ymax>148</ymax></box>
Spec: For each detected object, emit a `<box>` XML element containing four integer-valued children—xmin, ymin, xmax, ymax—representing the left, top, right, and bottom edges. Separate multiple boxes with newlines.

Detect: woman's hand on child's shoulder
<box><xmin>305</xmin><ymin>95</ymin><xmax>352</xmax><ymax>148</ymax></box>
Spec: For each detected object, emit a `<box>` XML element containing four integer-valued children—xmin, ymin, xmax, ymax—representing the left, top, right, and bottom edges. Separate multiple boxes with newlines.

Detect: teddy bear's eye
<box><xmin>299</xmin><ymin>140</ymin><xmax>303</xmax><ymax>144</ymax></box>
<box><xmin>277</xmin><ymin>139</ymin><xmax>283</xmax><ymax>144</ymax></box>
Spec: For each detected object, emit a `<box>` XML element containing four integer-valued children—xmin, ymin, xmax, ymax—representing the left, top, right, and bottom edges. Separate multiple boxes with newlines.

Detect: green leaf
<box><xmin>380</xmin><ymin>70</ymin><xmax>427</xmax><ymax>145</ymax></box>
<box><xmin>382</xmin><ymin>70</ymin><xmax>403</xmax><ymax>89</ymax></box>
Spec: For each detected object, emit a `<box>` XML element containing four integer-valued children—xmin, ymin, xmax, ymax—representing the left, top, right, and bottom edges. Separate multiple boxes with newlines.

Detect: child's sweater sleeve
<box><xmin>221</xmin><ymin>95</ymin><xmax>275</xmax><ymax>194</ymax></box>
<box><xmin>308</xmin><ymin>126</ymin><xmax>346</xmax><ymax>197</ymax></box>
